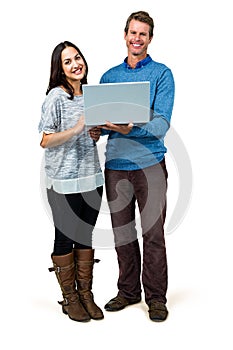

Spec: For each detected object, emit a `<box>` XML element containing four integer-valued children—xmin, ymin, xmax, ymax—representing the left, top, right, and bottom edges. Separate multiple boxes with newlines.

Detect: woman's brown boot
<box><xmin>74</xmin><ymin>249</ymin><xmax>104</xmax><ymax>320</ymax></box>
<box><xmin>49</xmin><ymin>252</ymin><xmax>90</xmax><ymax>322</ymax></box>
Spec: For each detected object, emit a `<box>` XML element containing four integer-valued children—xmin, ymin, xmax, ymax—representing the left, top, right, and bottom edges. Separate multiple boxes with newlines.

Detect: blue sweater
<box><xmin>100</xmin><ymin>55</ymin><xmax>175</xmax><ymax>170</ymax></box>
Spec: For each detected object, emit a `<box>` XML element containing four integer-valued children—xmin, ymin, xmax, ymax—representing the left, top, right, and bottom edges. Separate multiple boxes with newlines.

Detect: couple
<box><xmin>39</xmin><ymin>11</ymin><xmax>175</xmax><ymax>323</ymax></box>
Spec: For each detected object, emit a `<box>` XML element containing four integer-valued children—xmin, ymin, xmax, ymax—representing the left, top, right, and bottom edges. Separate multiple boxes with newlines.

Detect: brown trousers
<box><xmin>105</xmin><ymin>159</ymin><xmax>168</xmax><ymax>304</ymax></box>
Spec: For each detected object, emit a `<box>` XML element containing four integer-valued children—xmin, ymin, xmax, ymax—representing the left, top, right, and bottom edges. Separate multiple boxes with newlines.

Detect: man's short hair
<box><xmin>124</xmin><ymin>11</ymin><xmax>154</xmax><ymax>38</ymax></box>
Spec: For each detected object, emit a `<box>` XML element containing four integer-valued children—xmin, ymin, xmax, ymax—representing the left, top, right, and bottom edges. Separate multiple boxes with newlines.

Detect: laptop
<box><xmin>83</xmin><ymin>81</ymin><xmax>150</xmax><ymax>126</ymax></box>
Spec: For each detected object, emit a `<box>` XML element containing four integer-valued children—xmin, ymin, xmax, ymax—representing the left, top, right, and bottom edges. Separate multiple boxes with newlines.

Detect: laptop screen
<box><xmin>83</xmin><ymin>81</ymin><xmax>150</xmax><ymax>126</ymax></box>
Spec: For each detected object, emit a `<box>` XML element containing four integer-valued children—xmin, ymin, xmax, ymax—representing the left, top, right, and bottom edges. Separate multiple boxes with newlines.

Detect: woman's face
<box><xmin>61</xmin><ymin>46</ymin><xmax>86</xmax><ymax>85</ymax></box>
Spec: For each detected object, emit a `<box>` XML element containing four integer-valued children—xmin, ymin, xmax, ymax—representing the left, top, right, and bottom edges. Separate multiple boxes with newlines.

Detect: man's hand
<box><xmin>100</xmin><ymin>121</ymin><xmax>134</xmax><ymax>135</ymax></box>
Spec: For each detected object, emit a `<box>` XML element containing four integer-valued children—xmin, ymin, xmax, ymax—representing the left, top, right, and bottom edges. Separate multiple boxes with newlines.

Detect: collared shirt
<box><xmin>123</xmin><ymin>54</ymin><xmax>152</xmax><ymax>69</ymax></box>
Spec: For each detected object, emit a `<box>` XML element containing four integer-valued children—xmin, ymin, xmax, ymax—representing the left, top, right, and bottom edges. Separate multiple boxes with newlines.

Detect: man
<box><xmin>99</xmin><ymin>11</ymin><xmax>175</xmax><ymax>321</ymax></box>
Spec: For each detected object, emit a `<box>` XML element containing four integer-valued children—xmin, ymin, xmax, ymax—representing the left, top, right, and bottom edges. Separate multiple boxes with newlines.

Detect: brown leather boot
<box><xmin>49</xmin><ymin>252</ymin><xmax>90</xmax><ymax>322</ymax></box>
<box><xmin>74</xmin><ymin>249</ymin><xmax>104</xmax><ymax>320</ymax></box>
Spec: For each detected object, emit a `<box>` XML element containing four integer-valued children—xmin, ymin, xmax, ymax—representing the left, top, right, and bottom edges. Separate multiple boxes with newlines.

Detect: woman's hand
<box><xmin>100</xmin><ymin>121</ymin><xmax>134</xmax><ymax>135</ymax></box>
<box><xmin>73</xmin><ymin>115</ymin><xmax>85</xmax><ymax>135</ymax></box>
<box><xmin>89</xmin><ymin>127</ymin><xmax>101</xmax><ymax>141</ymax></box>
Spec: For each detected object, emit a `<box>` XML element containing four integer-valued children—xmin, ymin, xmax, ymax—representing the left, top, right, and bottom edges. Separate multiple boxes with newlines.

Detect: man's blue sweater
<box><xmin>100</xmin><ymin>55</ymin><xmax>175</xmax><ymax>170</ymax></box>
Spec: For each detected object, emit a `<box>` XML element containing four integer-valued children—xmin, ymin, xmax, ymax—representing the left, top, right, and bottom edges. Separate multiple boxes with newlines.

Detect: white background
<box><xmin>1</xmin><ymin>0</ymin><xmax>233</xmax><ymax>349</ymax></box>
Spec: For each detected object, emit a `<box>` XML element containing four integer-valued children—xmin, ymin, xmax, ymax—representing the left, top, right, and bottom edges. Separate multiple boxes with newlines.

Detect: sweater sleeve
<box><xmin>100</xmin><ymin>128</ymin><xmax>111</xmax><ymax>136</ymax></box>
<box><xmin>126</xmin><ymin>68</ymin><xmax>175</xmax><ymax>139</ymax></box>
<box><xmin>38</xmin><ymin>94</ymin><xmax>61</xmax><ymax>134</ymax></box>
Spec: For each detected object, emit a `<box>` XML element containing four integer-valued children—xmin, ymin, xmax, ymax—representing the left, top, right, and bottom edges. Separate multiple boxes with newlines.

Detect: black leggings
<box><xmin>47</xmin><ymin>186</ymin><xmax>103</xmax><ymax>255</ymax></box>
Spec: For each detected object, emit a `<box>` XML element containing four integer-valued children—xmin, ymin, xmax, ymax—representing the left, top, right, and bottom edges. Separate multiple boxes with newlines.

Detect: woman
<box><xmin>38</xmin><ymin>41</ymin><xmax>104</xmax><ymax>322</ymax></box>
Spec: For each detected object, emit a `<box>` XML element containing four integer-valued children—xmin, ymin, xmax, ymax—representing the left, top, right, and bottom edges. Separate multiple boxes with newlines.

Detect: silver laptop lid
<box><xmin>83</xmin><ymin>81</ymin><xmax>150</xmax><ymax>126</ymax></box>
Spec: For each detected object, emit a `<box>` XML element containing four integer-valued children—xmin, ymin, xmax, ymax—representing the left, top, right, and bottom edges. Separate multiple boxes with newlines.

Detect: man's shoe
<box><xmin>148</xmin><ymin>300</ymin><xmax>168</xmax><ymax>322</ymax></box>
<box><xmin>104</xmin><ymin>294</ymin><xmax>141</xmax><ymax>311</ymax></box>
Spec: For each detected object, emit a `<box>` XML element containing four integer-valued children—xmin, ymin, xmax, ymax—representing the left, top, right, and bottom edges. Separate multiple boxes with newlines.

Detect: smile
<box><xmin>73</xmin><ymin>67</ymin><xmax>82</xmax><ymax>74</ymax></box>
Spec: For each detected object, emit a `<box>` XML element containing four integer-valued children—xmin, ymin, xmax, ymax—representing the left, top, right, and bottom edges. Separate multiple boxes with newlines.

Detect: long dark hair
<box><xmin>46</xmin><ymin>41</ymin><xmax>88</xmax><ymax>99</ymax></box>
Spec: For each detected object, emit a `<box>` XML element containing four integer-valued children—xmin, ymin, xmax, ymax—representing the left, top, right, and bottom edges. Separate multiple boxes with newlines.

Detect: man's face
<box><xmin>124</xmin><ymin>19</ymin><xmax>152</xmax><ymax>58</ymax></box>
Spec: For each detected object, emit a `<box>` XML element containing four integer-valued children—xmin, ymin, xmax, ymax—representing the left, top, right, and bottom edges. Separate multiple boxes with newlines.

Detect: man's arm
<box><xmin>100</xmin><ymin>122</ymin><xmax>134</xmax><ymax>135</ymax></box>
<box><xmin>98</xmin><ymin>69</ymin><xmax>175</xmax><ymax>139</ymax></box>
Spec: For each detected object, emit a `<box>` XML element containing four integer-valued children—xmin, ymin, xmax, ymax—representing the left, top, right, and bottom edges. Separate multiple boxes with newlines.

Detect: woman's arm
<box><xmin>40</xmin><ymin>115</ymin><xmax>85</xmax><ymax>148</ymax></box>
